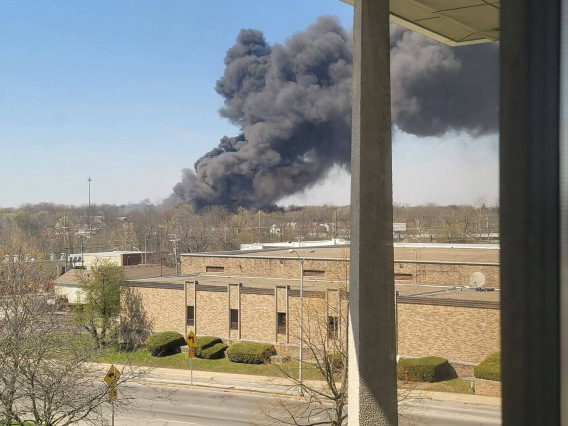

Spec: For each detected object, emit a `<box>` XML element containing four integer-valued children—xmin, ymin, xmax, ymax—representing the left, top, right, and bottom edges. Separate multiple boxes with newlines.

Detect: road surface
<box><xmin>100</xmin><ymin>384</ymin><xmax>501</xmax><ymax>425</ymax></box>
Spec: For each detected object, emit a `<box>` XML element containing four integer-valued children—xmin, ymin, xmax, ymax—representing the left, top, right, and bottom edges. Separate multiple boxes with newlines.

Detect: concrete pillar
<box><xmin>348</xmin><ymin>0</ymin><xmax>398</xmax><ymax>424</ymax></box>
<box><xmin>500</xmin><ymin>0</ymin><xmax>562</xmax><ymax>424</ymax></box>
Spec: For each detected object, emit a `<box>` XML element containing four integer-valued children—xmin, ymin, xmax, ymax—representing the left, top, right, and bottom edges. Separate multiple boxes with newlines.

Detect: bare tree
<box><xmin>256</xmin><ymin>255</ymin><xmax>350</xmax><ymax>426</ymax></box>
<box><xmin>0</xmin><ymin>260</ymin><xmax>155</xmax><ymax>425</ymax></box>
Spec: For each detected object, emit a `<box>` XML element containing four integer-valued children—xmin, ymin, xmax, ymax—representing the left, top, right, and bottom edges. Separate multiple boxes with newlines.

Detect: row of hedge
<box><xmin>144</xmin><ymin>332</ymin><xmax>275</xmax><ymax>364</ymax></box>
<box><xmin>397</xmin><ymin>356</ymin><xmax>456</xmax><ymax>382</ymax></box>
<box><xmin>397</xmin><ymin>352</ymin><xmax>501</xmax><ymax>383</ymax></box>
<box><xmin>145</xmin><ymin>332</ymin><xmax>501</xmax><ymax>380</ymax></box>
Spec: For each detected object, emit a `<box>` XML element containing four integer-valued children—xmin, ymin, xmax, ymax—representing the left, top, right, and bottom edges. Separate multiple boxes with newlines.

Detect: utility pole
<box><xmin>258</xmin><ymin>210</ymin><xmax>261</xmax><ymax>243</ymax></box>
<box><xmin>87</xmin><ymin>177</ymin><xmax>92</xmax><ymax>232</ymax></box>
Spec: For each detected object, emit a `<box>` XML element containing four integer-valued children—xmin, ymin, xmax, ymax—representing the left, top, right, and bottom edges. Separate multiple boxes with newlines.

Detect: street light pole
<box><xmin>289</xmin><ymin>248</ymin><xmax>315</xmax><ymax>395</ymax></box>
<box><xmin>87</xmin><ymin>177</ymin><xmax>92</xmax><ymax>232</ymax></box>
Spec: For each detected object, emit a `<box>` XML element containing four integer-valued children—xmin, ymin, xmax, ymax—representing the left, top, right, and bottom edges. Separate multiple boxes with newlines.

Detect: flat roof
<box><xmin>55</xmin><ymin>263</ymin><xmax>176</xmax><ymax>285</ymax></box>
<box><xmin>129</xmin><ymin>273</ymin><xmax>345</xmax><ymax>291</ymax></box>
<box><xmin>340</xmin><ymin>0</ymin><xmax>499</xmax><ymax>46</ymax></box>
<box><xmin>396</xmin><ymin>283</ymin><xmax>500</xmax><ymax>302</ymax></box>
<box><xmin>182</xmin><ymin>244</ymin><xmax>500</xmax><ymax>263</ymax></box>
<box><xmin>128</xmin><ymin>273</ymin><xmax>499</xmax><ymax>303</ymax></box>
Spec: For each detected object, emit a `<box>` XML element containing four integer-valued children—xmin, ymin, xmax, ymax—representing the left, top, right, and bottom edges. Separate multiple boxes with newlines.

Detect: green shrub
<box><xmin>195</xmin><ymin>336</ymin><xmax>222</xmax><ymax>355</ymax></box>
<box><xmin>397</xmin><ymin>356</ymin><xmax>456</xmax><ymax>382</ymax></box>
<box><xmin>145</xmin><ymin>331</ymin><xmax>185</xmax><ymax>357</ymax></box>
<box><xmin>195</xmin><ymin>336</ymin><xmax>226</xmax><ymax>359</ymax></box>
<box><xmin>474</xmin><ymin>352</ymin><xmax>501</xmax><ymax>381</ymax></box>
<box><xmin>199</xmin><ymin>342</ymin><xmax>229</xmax><ymax>359</ymax></box>
<box><xmin>226</xmin><ymin>342</ymin><xmax>276</xmax><ymax>364</ymax></box>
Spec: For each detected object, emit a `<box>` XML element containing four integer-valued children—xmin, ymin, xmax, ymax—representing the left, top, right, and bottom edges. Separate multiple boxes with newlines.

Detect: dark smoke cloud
<box><xmin>169</xmin><ymin>16</ymin><xmax>498</xmax><ymax>209</ymax></box>
<box><xmin>390</xmin><ymin>26</ymin><xmax>498</xmax><ymax>136</ymax></box>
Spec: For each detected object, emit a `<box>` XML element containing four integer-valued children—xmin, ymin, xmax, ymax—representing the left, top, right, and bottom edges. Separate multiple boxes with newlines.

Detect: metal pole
<box><xmin>111</xmin><ymin>401</ymin><xmax>114</xmax><ymax>426</ymax></box>
<box><xmin>288</xmin><ymin>248</ymin><xmax>314</xmax><ymax>395</ymax></box>
<box><xmin>190</xmin><ymin>357</ymin><xmax>193</xmax><ymax>385</ymax></box>
<box><xmin>88</xmin><ymin>177</ymin><xmax>92</xmax><ymax>232</ymax></box>
<box><xmin>299</xmin><ymin>258</ymin><xmax>304</xmax><ymax>392</ymax></box>
<box><xmin>144</xmin><ymin>231</ymin><xmax>147</xmax><ymax>265</ymax></box>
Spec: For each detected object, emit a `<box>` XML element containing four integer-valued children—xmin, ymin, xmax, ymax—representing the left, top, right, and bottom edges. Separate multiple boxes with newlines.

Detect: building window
<box><xmin>230</xmin><ymin>309</ymin><xmax>239</xmax><ymax>330</ymax></box>
<box><xmin>277</xmin><ymin>312</ymin><xmax>286</xmax><ymax>334</ymax></box>
<box><xmin>186</xmin><ymin>306</ymin><xmax>194</xmax><ymax>326</ymax></box>
<box><xmin>206</xmin><ymin>266</ymin><xmax>225</xmax><ymax>273</ymax></box>
<box><xmin>327</xmin><ymin>316</ymin><xmax>339</xmax><ymax>339</ymax></box>
<box><xmin>394</xmin><ymin>273</ymin><xmax>413</xmax><ymax>281</ymax></box>
<box><xmin>303</xmin><ymin>269</ymin><xmax>325</xmax><ymax>277</ymax></box>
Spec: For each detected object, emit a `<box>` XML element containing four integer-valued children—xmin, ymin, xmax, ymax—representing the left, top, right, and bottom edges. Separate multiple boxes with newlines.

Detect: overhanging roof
<box><xmin>340</xmin><ymin>0</ymin><xmax>499</xmax><ymax>46</ymax></box>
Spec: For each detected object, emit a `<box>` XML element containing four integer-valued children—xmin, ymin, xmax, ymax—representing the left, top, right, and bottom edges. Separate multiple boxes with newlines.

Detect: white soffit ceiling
<box><xmin>340</xmin><ymin>0</ymin><xmax>500</xmax><ymax>46</ymax></box>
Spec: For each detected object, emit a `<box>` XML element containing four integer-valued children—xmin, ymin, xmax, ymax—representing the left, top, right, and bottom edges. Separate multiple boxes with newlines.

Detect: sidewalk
<box><xmin>123</xmin><ymin>363</ymin><xmax>502</xmax><ymax>407</ymax></box>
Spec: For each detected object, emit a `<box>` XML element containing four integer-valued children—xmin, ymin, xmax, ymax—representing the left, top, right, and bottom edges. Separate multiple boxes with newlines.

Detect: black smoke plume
<box><xmin>169</xmin><ymin>16</ymin><xmax>498</xmax><ymax>209</ymax></box>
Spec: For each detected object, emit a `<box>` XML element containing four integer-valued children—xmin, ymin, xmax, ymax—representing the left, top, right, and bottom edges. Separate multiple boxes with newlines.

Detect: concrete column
<box><xmin>500</xmin><ymin>0</ymin><xmax>562</xmax><ymax>424</ymax></box>
<box><xmin>348</xmin><ymin>0</ymin><xmax>397</xmax><ymax>424</ymax></box>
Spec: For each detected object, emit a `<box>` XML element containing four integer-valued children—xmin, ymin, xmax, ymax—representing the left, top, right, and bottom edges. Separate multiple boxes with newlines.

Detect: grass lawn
<box><xmin>98</xmin><ymin>346</ymin><xmax>326</xmax><ymax>380</ymax></box>
<box><xmin>399</xmin><ymin>378</ymin><xmax>474</xmax><ymax>394</ymax></box>
<box><xmin>424</xmin><ymin>378</ymin><xmax>474</xmax><ymax>394</ymax></box>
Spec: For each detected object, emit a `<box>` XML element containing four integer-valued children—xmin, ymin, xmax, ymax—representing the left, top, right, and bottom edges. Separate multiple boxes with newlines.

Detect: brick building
<box><xmin>128</xmin><ymin>243</ymin><xmax>500</xmax><ymax>364</ymax></box>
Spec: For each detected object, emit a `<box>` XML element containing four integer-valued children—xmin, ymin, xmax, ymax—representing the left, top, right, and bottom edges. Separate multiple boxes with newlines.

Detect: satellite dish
<box><xmin>469</xmin><ymin>272</ymin><xmax>486</xmax><ymax>288</ymax></box>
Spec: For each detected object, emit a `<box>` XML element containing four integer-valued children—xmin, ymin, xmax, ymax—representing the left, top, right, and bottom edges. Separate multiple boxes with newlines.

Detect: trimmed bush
<box><xmin>474</xmin><ymin>352</ymin><xmax>501</xmax><ymax>382</ymax></box>
<box><xmin>199</xmin><ymin>342</ymin><xmax>229</xmax><ymax>359</ymax></box>
<box><xmin>145</xmin><ymin>331</ymin><xmax>185</xmax><ymax>357</ymax></box>
<box><xmin>397</xmin><ymin>356</ymin><xmax>456</xmax><ymax>382</ymax></box>
<box><xmin>195</xmin><ymin>336</ymin><xmax>226</xmax><ymax>359</ymax></box>
<box><xmin>195</xmin><ymin>336</ymin><xmax>222</xmax><ymax>354</ymax></box>
<box><xmin>226</xmin><ymin>342</ymin><xmax>276</xmax><ymax>364</ymax></box>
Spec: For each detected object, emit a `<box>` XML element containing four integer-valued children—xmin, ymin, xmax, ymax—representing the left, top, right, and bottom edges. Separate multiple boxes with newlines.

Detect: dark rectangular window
<box><xmin>394</xmin><ymin>273</ymin><xmax>413</xmax><ymax>281</ymax></box>
<box><xmin>327</xmin><ymin>316</ymin><xmax>339</xmax><ymax>339</ymax></box>
<box><xmin>230</xmin><ymin>309</ymin><xmax>239</xmax><ymax>330</ymax></box>
<box><xmin>303</xmin><ymin>269</ymin><xmax>325</xmax><ymax>277</ymax></box>
<box><xmin>206</xmin><ymin>265</ymin><xmax>225</xmax><ymax>273</ymax></box>
<box><xmin>186</xmin><ymin>306</ymin><xmax>194</xmax><ymax>326</ymax></box>
<box><xmin>277</xmin><ymin>312</ymin><xmax>286</xmax><ymax>334</ymax></box>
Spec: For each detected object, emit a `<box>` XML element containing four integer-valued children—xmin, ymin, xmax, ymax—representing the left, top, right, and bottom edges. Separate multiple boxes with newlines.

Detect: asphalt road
<box><xmin>100</xmin><ymin>385</ymin><xmax>501</xmax><ymax>426</ymax></box>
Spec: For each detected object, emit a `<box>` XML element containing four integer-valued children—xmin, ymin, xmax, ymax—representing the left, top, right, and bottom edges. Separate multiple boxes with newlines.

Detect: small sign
<box><xmin>185</xmin><ymin>331</ymin><xmax>196</xmax><ymax>347</ymax></box>
<box><xmin>108</xmin><ymin>387</ymin><xmax>118</xmax><ymax>402</ymax></box>
<box><xmin>187</xmin><ymin>346</ymin><xmax>195</xmax><ymax>359</ymax></box>
<box><xmin>104</xmin><ymin>365</ymin><xmax>121</xmax><ymax>386</ymax></box>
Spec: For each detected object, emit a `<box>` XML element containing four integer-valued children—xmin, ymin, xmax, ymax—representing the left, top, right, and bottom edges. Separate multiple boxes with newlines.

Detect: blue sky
<box><xmin>0</xmin><ymin>1</ymin><xmax>498</xmax><ymax>208</ymax></box>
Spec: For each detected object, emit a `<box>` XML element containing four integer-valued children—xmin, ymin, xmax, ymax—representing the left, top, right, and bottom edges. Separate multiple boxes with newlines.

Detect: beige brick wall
<box><xmin>276</xmin><ymin>287</ymin><xmax>287</xmax><ymax>312</ymax></box>
<box><xmin>182</xmin><ymin>256</ymin><xmax>350</xmax><ymax>281</ymax></box>
<box><xmin>229</xmin><ymin>284</ymin><xmax>239</xmax><ymax>308</ymax></box>
<box><xmin>137</xmin><ymin>282</ymin><xmax>500</xmax><ymax>364</ymax></box>
<box><xmin>185</xmin><ymin>255</ymin><xmax>498</xmax><ymax>287</ymax></box>
<box><xmin>241</xmin><ymin>294</ymin><xmax>274</xmax><ymax>342</ymax></box>
<box><xmin>132</xmin><ymin>287</ymin><xmax>184</xmax><ymax>334</ymax></box>
<box><xmin>196</xmin><ymin>291</ymin><xmax>228</xmax><ymax>338</ymax></box>
<box><xmin>394</xmin><ymin>262</ymin><xmax>500</xmax><ymax>287</ymax></box>
<box><xmin>397</xmin><ymin>302</ymin><xmax>500</xmax><ymax>363</ymax></box>
<box><xmin>186</xmin><ymin>281</ymin><xmax>195</xmax><ymax>305</ymax></box>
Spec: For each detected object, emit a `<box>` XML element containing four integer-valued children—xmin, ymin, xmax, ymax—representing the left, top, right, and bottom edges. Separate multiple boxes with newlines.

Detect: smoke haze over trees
<box><xmin>169</xmin><ymin>16</ymin><xmax>498</xmax><ymax>210</ymax></box>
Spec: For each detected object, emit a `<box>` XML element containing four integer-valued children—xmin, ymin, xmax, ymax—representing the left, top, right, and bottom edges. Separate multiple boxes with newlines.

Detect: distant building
<box><xmin>66</xmin><ymin>250</ymin><xmax>148</xmax><ymax>270</ymax></box>
<box><xmin>54</xmin><ymin>263</ymin><xmax>175</xmax><ymax>304</ymax></box>
<box><xmin>127</xmin><ymin>243</ymin><xmax>501</xmax><ymax>364</ymax></box>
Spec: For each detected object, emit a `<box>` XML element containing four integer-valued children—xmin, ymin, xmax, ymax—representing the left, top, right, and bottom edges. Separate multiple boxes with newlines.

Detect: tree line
<box><xmin>0</xmin><ymin>201</ymin><xmax>499</xmax><ymax>264</ymax></box>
